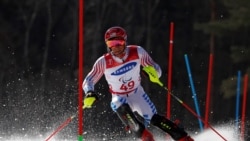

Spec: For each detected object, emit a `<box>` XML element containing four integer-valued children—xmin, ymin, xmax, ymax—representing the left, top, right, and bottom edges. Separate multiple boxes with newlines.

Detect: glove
<box><xmin>142</xmin><ymin>66</ymin><xmax>163</xmax><ymax>86</ymax></box>
<box><xmin>83</xmin><ymin>91</ymin><xmax>98</xmax><ymax>109</ymax></box>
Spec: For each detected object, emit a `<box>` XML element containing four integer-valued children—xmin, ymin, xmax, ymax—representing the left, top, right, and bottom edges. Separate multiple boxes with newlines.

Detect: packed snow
<box><xmin>0</xmin><ymin>123</ymin><xmax>244</xmax><ymax>141</ymax></box>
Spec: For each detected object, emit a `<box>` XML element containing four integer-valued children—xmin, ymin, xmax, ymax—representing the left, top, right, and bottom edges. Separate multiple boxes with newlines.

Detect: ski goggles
<box><xmin>106</xmin><ymin>40</ymin><xmax>125</xmax><ymax>48</ymax></box>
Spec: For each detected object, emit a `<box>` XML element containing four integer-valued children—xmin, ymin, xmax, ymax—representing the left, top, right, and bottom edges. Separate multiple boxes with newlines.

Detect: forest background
<box><xmin>0</xmin><ymin>0</ymin><xmax>250</xmax><ymax>140</ymax></box>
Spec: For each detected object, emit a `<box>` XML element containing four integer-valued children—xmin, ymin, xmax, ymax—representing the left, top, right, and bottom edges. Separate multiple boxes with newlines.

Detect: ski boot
<box><xmin>174</xmin><ymin>120</ymin><xmax>194</xmax><ymax>141</ymax></box>
<box><xmin>174</xmin><ymin>119</ymin><xmax>183</xmax><ymax>129</ymax></box>
<box><xmin>124</xmin><ymin>125</ymin><xmax>131</xmax><ymax>133</ymax></box>
<box><xmin>178</xmin><ymin>135</ymin><xmax>194</xmax><ymax>141</ymax></box>
<box><xmin>141</xmin><ymin>129</ymin><xmax>155</xmax><ymax>141</ymax></box>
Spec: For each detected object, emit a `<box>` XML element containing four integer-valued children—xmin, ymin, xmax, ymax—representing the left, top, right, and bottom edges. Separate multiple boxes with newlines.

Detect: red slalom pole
<box><xmin>45</xmin><ymin>115</ymin><xmax>76</xmax><ymax>141</ymax></box>
<box><xmin>241</xmin><ymin>74</ymin><xmax>248</xmax><ymax>141</ymax></box>
<box><xmin>204</xmin><ymin>54</ymin><xmax>214</xmax><ymax>128</ymax></box>
<box><xmin>167</xmin><ymin>22</ymin><xmax>174</xmax><ymax>119</ymax></box>
<box><xmin>78</xmin><ymin>0</ymin><xmax>84</xmax><ymax>140</ymax></box>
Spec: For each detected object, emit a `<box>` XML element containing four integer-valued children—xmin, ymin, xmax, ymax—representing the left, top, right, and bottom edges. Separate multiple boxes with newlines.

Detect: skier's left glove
<box><xmin>83</xmin><ymin>91</ymin><xmax>98</xmax><ymax>109</ymax></box>
<box><xmin>142</xmin><ymin>66</ymin><xmax>163</xmax><ymax>86</ymax></box>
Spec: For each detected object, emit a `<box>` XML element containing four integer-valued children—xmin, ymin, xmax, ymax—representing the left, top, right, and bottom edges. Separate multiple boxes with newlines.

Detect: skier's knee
<box><xmin>110</xmin><ymin>96</ymin><xmax>127</xmax><ymax>111</ymax></box>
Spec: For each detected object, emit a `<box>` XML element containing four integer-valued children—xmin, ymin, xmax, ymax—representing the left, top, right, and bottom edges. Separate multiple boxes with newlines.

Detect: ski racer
<box><xmin>82</xmin><ymin>26</ymin><xmax>194</xmax><ymax>141</ymax></box>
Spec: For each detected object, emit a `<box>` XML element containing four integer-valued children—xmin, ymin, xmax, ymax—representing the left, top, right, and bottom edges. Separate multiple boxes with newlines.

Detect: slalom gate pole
<box><xmin>167</xmin><ymin>22</ymin><xmax>174</xmax><ymax>119</ymax></box>
<box><xmin>204</xmin><ymin>54</ymin><xmax>213</xmax><ymax>128</ymax></box>
<box><xmin>235</xmin><ymin>71</ymin><xmax>241</xmax><ymax>133</ymax></box>
<box><xmin>184</xmin><ymin>54</ymin><xmax>203</xmax><ymax>131</ymax></box>
<box><xmin>45</xmin><ymin>113</ymin><xmax>77</xmax><ymax>141</ymax></box>
<box><xmin>241</xmin><ymin>74</ymin><xmax>248</xmax><ymax>141</ymax></box>
<box><xmin>78</xmin><ymin>0</ymin><xmax>84</xmax><ymax>140</ymax></box>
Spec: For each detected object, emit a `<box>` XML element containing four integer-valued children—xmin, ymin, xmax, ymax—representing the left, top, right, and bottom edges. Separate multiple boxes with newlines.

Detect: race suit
<box><xmin>82</xmin><ymin>45</ymin><xmax>162</xmax><ymax>126</ymax></box>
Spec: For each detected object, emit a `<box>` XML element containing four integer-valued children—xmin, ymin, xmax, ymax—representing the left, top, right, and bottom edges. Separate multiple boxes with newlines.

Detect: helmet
<box><xmin>104</xmin><ymin>26</ymin><xmax>127</xmax><ymax>41</ymax></box>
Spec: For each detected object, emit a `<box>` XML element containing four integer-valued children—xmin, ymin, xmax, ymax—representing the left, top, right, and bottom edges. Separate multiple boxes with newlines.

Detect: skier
<box><xmin>82</xmin><ymin>26</ymin><xmax>194</xmax><ymax>141</ymax></box>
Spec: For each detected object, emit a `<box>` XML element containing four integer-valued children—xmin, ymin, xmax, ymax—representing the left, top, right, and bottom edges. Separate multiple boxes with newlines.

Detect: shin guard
<box><xmin>116</xmin><ymin>103</ymin><xmax>145</xmax><ymax>138</ymax></box>
<box><xmin>151</xmin><ymin>114</ymin><xmax>187</xmax><ymax>140</ymax></box>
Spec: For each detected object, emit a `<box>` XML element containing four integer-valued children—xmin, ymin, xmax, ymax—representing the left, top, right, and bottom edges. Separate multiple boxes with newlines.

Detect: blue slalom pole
<box><xmin>184</xmin><ymin>54</ymin><xmax>203</xmax><ymax>131</ymax></box>
<box><xmin>235</xmin><ymin>70</ymin><xmax>241</xmax><ymax>132</ymax></box>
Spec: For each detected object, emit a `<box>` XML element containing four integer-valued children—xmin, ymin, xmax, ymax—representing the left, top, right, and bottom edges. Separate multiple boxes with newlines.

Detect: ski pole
<box><xmin>45</xmin><ymin>100</ymin><xmax>95</xmax><ymax>141</ymax></box>
<box><xmin>142</xmin><ymin>66</ymin><xmax>227</xmax><ymax>140</ymax></box>
<box><xmin>160</xmin><ymin>85</ymin><xmax>227</xmax><ymax>141</ymax></box>
<box><xmin>45</xmin><ymin>112</ymin><xmax>77</xmax><ymax>141</ymax></box>
<box><xmin>45</xmin><ymin>104</ymin><xmax>89</xmax><ymax>141</ymax></box>
<box><xmin>45</xmin><ymin>94</ymin><xmax>97</xmax><ymax>140</ymax></box>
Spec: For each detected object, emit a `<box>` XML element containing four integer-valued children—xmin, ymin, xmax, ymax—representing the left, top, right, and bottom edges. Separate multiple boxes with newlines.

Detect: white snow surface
<box><xmin>0</xmin><ymin>123</ymin><xmax>242</xmax><ymax>141</ymax></box>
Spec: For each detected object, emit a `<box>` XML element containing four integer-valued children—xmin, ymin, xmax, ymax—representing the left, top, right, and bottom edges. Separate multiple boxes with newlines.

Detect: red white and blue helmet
<box><xmin>104</xmin><ymin>26</ymin><xmax>127</xmax><ymax>41</ymax></box>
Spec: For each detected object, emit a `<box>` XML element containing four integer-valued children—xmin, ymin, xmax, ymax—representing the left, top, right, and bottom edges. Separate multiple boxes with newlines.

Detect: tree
<box><xmin>194</xmin><ymin>0</ymin><xmax>250</xmax><ymax>98</ymax></box>
<box><xmin>19</xmin><ymin>1</ymin><xmax>41</xmax><ymax>74</ymax></box>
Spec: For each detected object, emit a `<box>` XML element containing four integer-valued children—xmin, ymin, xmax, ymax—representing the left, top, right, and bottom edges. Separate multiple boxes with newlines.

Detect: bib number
<box><xmin>120</xmin><ymin>81</ymin><xmax>135</xmax><ymax>91</ymax></box>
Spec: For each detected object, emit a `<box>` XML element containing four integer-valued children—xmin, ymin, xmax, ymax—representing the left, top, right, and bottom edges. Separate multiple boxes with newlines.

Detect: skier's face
<box><xmin>106</xmin><ymin>40</ymin><xmax>126</xmax><ymax>58</ymax></box>
<box><xmin>110</xmin><ymin>45</ymin><xmax>126</xmax><ymax>58</ymax></box>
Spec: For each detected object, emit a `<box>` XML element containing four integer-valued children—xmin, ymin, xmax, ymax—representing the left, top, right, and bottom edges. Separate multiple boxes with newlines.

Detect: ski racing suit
<box><xmin>83</xmin><ymin>45</ymin><xmax>189</xmax><ymax>140</ymax></box>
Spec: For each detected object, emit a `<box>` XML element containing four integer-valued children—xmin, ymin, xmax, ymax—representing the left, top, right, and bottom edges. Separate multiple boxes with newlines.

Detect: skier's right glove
<box><xmin>83</xmin><ymin>91</ymin><xmax>98</xmax><ymax>109</ymax></box>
